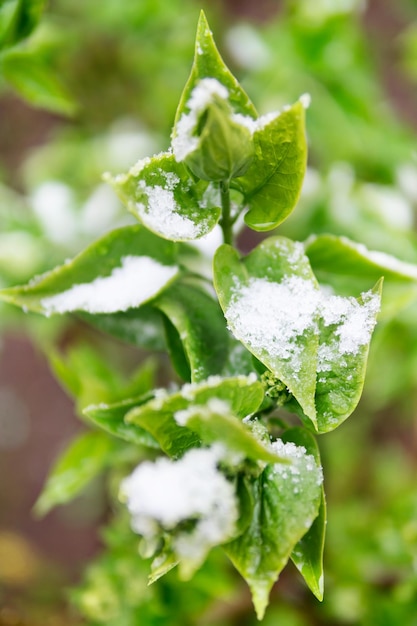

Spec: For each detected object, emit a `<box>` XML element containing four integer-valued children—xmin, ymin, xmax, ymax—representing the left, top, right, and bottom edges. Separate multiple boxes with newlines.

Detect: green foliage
<box><xmin>4</xmin><ymin>7</ymin><xmax>417</xmax><ymax>624</ymax></box>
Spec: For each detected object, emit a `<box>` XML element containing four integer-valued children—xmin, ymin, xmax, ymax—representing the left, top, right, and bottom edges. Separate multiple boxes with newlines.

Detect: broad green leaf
<box><xmin>305</xmin><ymin>234</ymin><xmax>417</xmax><ymax>284</ymax></box>
<box><xmin>154</xmin><ymin>282</ymin><xmax>229</xmax><ymax>383</ymax></box>
<box><xmin>0</xmin><ymin>226</ymin><xmax>179</xmax><ymax>315</ymax></box>
<box><xmin>2</xmin><ymin>51</ymin><xmax>76</xmax><ymax>115</ymax></box>
<box><xmin>305</xmin><ymin>234</ymin><xmax>417</xmax><ymax>317</ymax></box>
<box><xmin>285</xmin><ymin>428</ymin><xmax>326</xmax><ymax>601</ymax></box>
<box><xmin>83</xmin><ymin>395</ymin><xmax>159</xmax><ymax>448</ymax></box>
<box><xmin>80</xmin><ymin>305</ymin><xmax>166</xmax><ymax>351</ymax></box>
<box><xmin>34</xmin><ymin>431</ymin><xmax>119</xmax><ymax>517</ymax></box>
<box><xmin>175</xmin><ymin>402</ymin><xmax>285</xmax><ymax>463</ymax></box>
<box><xmin>225</xmin><ymin>429</ymin><xmax>323</xmax><ymax>619</ymax></box>
<box><xmin>214</xmin><ymin>239</ymin><xmax>320</xmax><ymax>426</ymax></box>
<box><xmin>0</xmin><ymin>0</ymin><xmax>46</xmax><ymax>49</ymax></box>
<box><xmin>232</xmin><ymin>101</ymin><xmax>307</xmax><ymax>231</ymax></box>
<box><xmin>173</xmin><ymin>11</ymin><xmax>257</xmax><ymax>130</ymax></box>
<box><xmin>106</xmin><ymin>152</ymin><xmax>221</xmax><ymax>242</ymax></box>
<box><xmin>127</xmin><ymin>376</ymin><xmax>264</xmax><ymax>458</ymax></box>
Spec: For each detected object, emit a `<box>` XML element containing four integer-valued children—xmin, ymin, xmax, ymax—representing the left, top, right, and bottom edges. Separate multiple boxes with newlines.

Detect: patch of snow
<box><xmin>120</xmin><ymin>445</ymin><xmax>238</xmax><ymax>563</ymax></box>
<box><xmin>40</xmin><ymin>256</ymin><xmax>178</xmax><ymax>315</ymax></box>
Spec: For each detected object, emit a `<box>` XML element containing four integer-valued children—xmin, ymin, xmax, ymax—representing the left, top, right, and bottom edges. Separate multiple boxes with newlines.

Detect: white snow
<box><xmin>40</xmin><ymin>256</ymin><xmax>178</xmax><ymax>315</ymax></box>
<box><xmin>136</xmin><ymin>170</ymin><xmax>207</xmax><ymax>241</ymax></box>
<box><xmin>342</xmin><ymin>237</ymin><xmax>417</xmax><ymax>280</ymax></box>
<box><xmin>120</xmin><ymin>445</ymin><xmax>238</xmax><ymax>564</ymax></box>
<box><xmin>172</xmin><ymin>78</ymin><xmax>229</xmax><ymax>162</ymax></box>
<box><xmin>271</xmin><ymin>439</ymin><xmax>323</xmax><ymax>487</ymax></box>
<box><xmin>225</xmin><ymin>272</ymin><xmax>380</xmax><ymax>373</ymax></box>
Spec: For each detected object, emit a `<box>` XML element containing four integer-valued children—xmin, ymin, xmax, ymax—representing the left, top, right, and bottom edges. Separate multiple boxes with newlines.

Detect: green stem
<box><xmin>220</xmin><ymin>180</ymin><xmax>233</xmax><ymax>245</ymax></box>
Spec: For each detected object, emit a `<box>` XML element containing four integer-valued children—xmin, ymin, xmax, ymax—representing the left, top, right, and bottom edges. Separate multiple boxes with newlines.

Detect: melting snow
<box><xmin>40</xmin><ymin>256</ymin><xmax>178</xmax><ymax>314</ymax></box>
<box><xmin>120</xmin><ymin>445</ymin><xmax>238</xmax><ymax>563</ymax></box>
<box><xmin>225</xmin><ymin>273</ymin><xmax>380</xmax><ymax>373</ymax></box>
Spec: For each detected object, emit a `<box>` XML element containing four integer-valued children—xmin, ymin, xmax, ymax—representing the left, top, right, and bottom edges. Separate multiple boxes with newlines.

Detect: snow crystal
<box><xmin>271</xmin><ymin>439</ymin><xmax>323</xmax><ymax>486</ymax></box>
<box><xmin>226</xmin><ymin>273</ymin><xmax>380</xmax><ymax>373</ymax></box>
<box><xmin>136</xmin><ymin>172</ymin><xmax>205</xmax><ymax>240</ymax></box>
<box><xmin>299</xmin><ymin>93</ymin><xmax>312</xmax><ymax>109</ymax></box>
<box><xmin>172</xmin><ymin>78</ymin><xmax>229</xmax><ymax>162</ymax></box>
<box><xmin>120</xmin><ymin>445</ymin><xmax>238</xmax><ymax>561</ymax></box>
<box><xmin>40</xmin><ymin>256</ymin><xmax>178</xmax><ymax>314</ymax></box>
<box><xmin>226</xmin><ymin>276</ymin><xmax>320</xmax><ymax>371</ymax></box>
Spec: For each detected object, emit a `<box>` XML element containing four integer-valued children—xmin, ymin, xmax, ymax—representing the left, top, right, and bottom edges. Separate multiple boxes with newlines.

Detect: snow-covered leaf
<box><xmin>126</xmin><ymin>376</ymin><xmax>264</xmax><ymax>458</ymax></box>
<box><xmin>0</xmin><ymin>226</ymin><xmax>179</xmax><ymax>315</ymax></box>
<box><xmin>214</xmin><ymin>238</ymin><xmax>320</xmax><ymax>426</ymax></box>
<box><xmin>107</xmin><ymin>152</ymin><xmax>221</xmax><ymax>241</ymax></box>
<box><xmin>224</xmin><ymin>428</ymin><xmax>323</xmax><ymax>619</ymax></box>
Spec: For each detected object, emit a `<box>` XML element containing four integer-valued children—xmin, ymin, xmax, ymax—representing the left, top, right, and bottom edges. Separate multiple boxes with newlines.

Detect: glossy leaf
<box><xmin>224</xmin><ymin>428</ymin><xmax>323</xmax><ymax>619</ymax></box>
<box><xmin>214</xmin><ymin>238</ymin><xmax>320</xmax><ymax>426</ymax></box>
<box><xmin>0</xmin><ymin>225</ymin><xmax>179</xmax><ymax>315</ymax></box>
<box><xmin>126</xmin><ymin>376</ymin><xmax>264</xmax><ymax>458</ymax></box>
<box><xmin>154</xmin><ymin>282</ymin><xmax>230</xmax><ymax>382</ymax></box>
<box><xmin>34</xmin><ymin>431</ymin><xmax>119</xmax><ymax>517</ymax></box>
<box><xmin>176</xmin><ymin>402</ymin><xmax>285</xmax><ymax>464</ymax></box>
<box><xmin>286</xmin><ymin>428</ymin><xmax>326</xmax><ymax>601</ymax></box>
<box><xmin>106</xmin><ymin>152</ymin><xmax>221</xmax><ymax>242</ymax></box>
<box><xmin>173</xmin><ymin>11</ymin><xmax>256</xmax><ymax>130</ymax></box>
<box><xmin>80</xmin><ymin>305</ymin><xmax>166</xmax><ymax>351</ymax></box>
<box><xmin>232</xmin><ymin>101</ymin><xmax>307</xmax><ymax>231</ymax></box>
<box><xmin>84</xmin><ymin>394</ymin><xmax>159</xmax><ymax>448</ymax></box>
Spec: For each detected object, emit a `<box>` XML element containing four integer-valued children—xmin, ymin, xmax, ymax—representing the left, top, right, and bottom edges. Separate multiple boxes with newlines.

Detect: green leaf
<box><xmin>305</xmin><ymin>234</ymin><xmax>417</xmax><ymax>284</ymax></box>
<box><xmin>285</xmin><ymin>428</ymin><xmax>326</xmax><ymax>601</ymax></box>
<box><xmin>173</xmin><ymin>11</ymin><xmax>256</xmax><ymax>130</ymax></box>
<box><xmin>175</xmin><ymin>401</ymin><xmax>285</xmax><ymax>464</ymax></box>
<box><xmin>214</xmin><ymin>238</ymin><xmax>320</xmax><ymax>426</ymax></box>
<box><xmin>305</xmin><ymin>234</ymin><xmax>417</xmax><ymax>318</ymax></box>
<box><xmin>34</xmin><ymin>430</ymin><xmax>119</xmax><ymax>517</ymax></box>
<box><xmin>83</xmin><ymin>395</ymin><xmax>159</xmax><ymax>448</ymax></box>
<box><xmin>0</xmin><ymin>225</ymin><xmax>179</xmax><ymax>315</ymax></box>
<box><xmin>0</xmin><ymin>0</ymin><xmax>46</xmax><ymax>49</ymax></box>
<box><xmin>126</xmin><ymin>376</ymin><xmax>264</xmax><ymax>458</ymax></box>
<box><xmin>80</xmin><ymin>305</ymin><xmax>166</xmax><ymax>351</ymax></box>
<box><xmin>153</xmin><ymin>282</ymin><xmax>230</xmax><ymax>383</ymax></box>
<box><xmin>224</xmin><ymin>429</ymin><xmax>323</xmax><ymax>619</ymax></box>
<box><xmin>232</xmin><ymin>101</ymin><xmax>307</xmax><ymax>231</ymax></box>
<box><xmin>314</xmin><ymin>281</ymin><xmax>382</xmax><ymax>432</ymax></box>
<box><xmin>2</xmin><ymin>51</ymin><xmax>76</xmax><ymax>115</ymax></box>
<box><xmin>106</xmin><ymin>152</ymin><xmax>221</xmax><ymax>242</ymax></box>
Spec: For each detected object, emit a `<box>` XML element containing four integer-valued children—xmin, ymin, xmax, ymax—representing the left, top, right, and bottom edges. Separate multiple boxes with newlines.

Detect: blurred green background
<box><xmin>2</xmin><ymin>0</ymin><xmax>417</xmax><ymax>624</ymax></box>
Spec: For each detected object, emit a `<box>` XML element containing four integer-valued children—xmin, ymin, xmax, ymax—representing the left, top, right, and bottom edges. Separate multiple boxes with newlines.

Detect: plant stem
<box><xmin>220</xmin><ymin>180</ymin><xmax>233</xmax><ymax>245</ymax></box>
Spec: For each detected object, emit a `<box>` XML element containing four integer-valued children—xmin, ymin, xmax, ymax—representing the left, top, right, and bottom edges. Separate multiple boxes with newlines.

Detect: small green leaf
<box><xmin>106</xmin><ymin>152</ymin><xmax>221</xmax><ymax>242</ymax></box>
<box><xmin>127</xmin><ymin>376</ymin><xmax>264</xmax><ymax>458</ymax></box>
<box><xmin>2</xmin><ymin>50</ymin><xmax>76</xmax><ymax>115</ymax></box>
<box><xmin>34</xmin><ymin>431</ymin><xmax>119</xmax><ymax>517</ymax></box>
<box><xmin>214</xmin><ymin>238</ymin><xmax>319</xmax><ymax>425</ymax></box>
<box><xmin>175</xmin><ymin>401</ymin><xmax>285</xmax><ymax>464</ymax></box>
<box><xmin>84</xmin><ymin>395</ymin><xmax>159</xmax><ymax>448</ymax></box>
<box><xmin>232</xmin><ymin>101</ymin><xmax>307</xmax><ymax>231</ymax></box>
<box><xmin>173</xmin><ymin>11</ymin><xmax>256</xmax><ymax>130</ymax></box>
<box><xmin>154</xmin><ymin>282</ymin><xmax>230</xmax><ymax>382</ymax></box>
<box><xmin>285</xmin><ymin>428</ymin><xmax>326</xmax><ymax>601</ymax></box>
<box><xmin>224</xmin><ymin>429</ymin><xmax>323</xmax><ymax>619</ymax></box>
<box><xmin>0</xmin><ymin>225</ymin><xmax>179</xmax><ymax>315</ymax></box>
